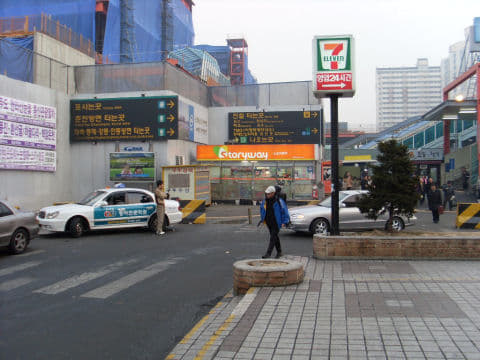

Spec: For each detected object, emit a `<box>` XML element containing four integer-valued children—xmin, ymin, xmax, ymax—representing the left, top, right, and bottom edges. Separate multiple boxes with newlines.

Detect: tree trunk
<box><xmin>386</xmin><ymin>206</ymin><xmax>394</xmax><ymax>232</ymax></box>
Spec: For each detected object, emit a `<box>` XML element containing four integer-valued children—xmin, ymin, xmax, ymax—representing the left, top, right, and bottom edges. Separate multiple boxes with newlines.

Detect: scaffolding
<box><xmin>120</xmin><ymin>0</ymin><xmax>136</xmax><ymax>63</ymax></box>
<box><xmin>227</xmin><ymin>37</ymin><xmax>247</xmax><ymax>85</ymax></box>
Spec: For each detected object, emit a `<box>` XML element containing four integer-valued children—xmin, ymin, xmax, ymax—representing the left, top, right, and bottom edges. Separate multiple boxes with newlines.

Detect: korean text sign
<box><xmin>70</xmin><ymin>96</ymin><xmax>178</xmax><ymax>141</ymax></box>
<box><xmin>0</xmin><ymin>95</ymin><xmax>56</xmax><ymax>172</ymax></box>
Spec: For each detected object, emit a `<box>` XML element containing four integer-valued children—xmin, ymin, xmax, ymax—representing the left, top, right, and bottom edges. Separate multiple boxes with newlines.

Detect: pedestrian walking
<box><xmin>260</xmin><ymin>185</ymin><xmax>290</xmax><ymax>259</ymax></box>
<box><xmin>442</xmin><ymin>181</ymin><xmax>455</xmax><ymax>211</ymax></box>
<box><xmin>417</xmin><ymin>177</ymin><xmax>425</xmax><ymax>205</ymax></box>
<box><xmin>343</xmin><ymin>171</ymin><xmax>353</xmax><ymax>190</ymax></box>
<box><xmin>154</xmin><ymin>180</ymin><xmax>166</xmax><ymax>235</ymax></box>
<box><xmin>427</xmin><ymin>183</ymin><xmax>443</xmax><ymax>223</ymax></box>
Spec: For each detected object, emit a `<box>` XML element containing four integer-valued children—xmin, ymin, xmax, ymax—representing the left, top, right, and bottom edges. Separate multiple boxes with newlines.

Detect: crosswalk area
<box><xmin>0</xmin><ymin>255</ymin><xmax>185</xmax><ymax>300</ymax></box>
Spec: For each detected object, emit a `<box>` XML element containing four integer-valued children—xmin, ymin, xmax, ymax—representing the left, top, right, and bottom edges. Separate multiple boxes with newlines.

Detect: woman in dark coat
<box><xmin>427</xmin><ymin>184</ymin><xmax>443</xmax><ymax>223</ymax></box>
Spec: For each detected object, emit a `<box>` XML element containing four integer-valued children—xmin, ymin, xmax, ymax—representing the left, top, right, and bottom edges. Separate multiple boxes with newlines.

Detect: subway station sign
<box><xmin>312</xmin><ymin>35</ymin><xmax>355</xmax><ymax>98</ymax></box>
<box><xmin>228</xmin><ymin>110</ymin><xmax>321</xmax><ymax>144</ymax></box>
<box><xmin>70</xmin><ymin>96</ymin><xmax>178</xmax><ymax>141</ymax></box>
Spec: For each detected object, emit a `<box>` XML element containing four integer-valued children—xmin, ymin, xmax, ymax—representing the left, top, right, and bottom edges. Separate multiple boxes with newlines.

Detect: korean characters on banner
<box><xmin>0</xmin><ymin>95</ymin><xmax>56</xmax><ymax>172</ymax></box>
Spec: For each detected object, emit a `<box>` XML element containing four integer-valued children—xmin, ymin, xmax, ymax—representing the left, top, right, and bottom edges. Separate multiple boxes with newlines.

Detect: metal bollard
<box><xmin>248</xmin><ymin>208</ymin><xmax>252</xmax><ymax>224</ymax></box>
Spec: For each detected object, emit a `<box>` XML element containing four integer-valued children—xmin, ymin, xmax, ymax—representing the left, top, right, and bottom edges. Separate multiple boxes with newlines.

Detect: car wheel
<box><xmin>68</xmin><ymin>217</ymin><xmax>86</xmax><ymax>238</ymax></box>
<box><xmin>311</xmin><ymin>218</ymin><xmax>329</xmax><ymax>235</ymax></box>
<box><xmin>9</xmin><ymin>229</ymin><xmax>29</xmax><ymax>254</ymax></box>
<box><xmin>148</xmin><ymin>214</ymin><xmax>158</xmax><ymax>232</ymax></box>
<box><xmin>390</xmin><ymin>216</ymin><xmax>405</xmax><ymax>232</ymax></box>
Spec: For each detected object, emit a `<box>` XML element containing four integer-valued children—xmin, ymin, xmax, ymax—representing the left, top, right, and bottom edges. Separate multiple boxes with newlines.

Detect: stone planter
<box><xmin>233</xmin><ymin>259</ymin><xmax>304</xmax><ymax>295</ymax></box>
<box><xmin>313</xmin><ymin>234</ymin><xmax>480</xmax><ymax>259</ymax></box>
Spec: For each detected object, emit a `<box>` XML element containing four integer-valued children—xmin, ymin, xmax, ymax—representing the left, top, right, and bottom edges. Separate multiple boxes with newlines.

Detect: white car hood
<box><xmin>40</xmin><ymin>203</ymin><xmax>92</xmax><ymax>213</ymax></box>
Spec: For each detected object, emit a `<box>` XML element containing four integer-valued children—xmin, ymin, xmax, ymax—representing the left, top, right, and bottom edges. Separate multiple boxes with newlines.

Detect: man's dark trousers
<box><xmin>432</xmin><ymin>209</ymin><xmax>439</xmax><ymax>223</ymax></box>
<box><xmin>266</xmin><ymin>224</ymin><xmax>281</xmax><ymax>256</ymax></box>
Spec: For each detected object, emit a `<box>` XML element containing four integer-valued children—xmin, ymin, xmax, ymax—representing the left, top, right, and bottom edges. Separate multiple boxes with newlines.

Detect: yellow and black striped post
<box><xmin>456</xmin><ymin>203</ymin><xmax>480</xmax><ymax>229</ymax></box>
<box><xmin>180</xmin><ymin>200</ymin><xmax>206</xmax><ymax>224</ymax></box>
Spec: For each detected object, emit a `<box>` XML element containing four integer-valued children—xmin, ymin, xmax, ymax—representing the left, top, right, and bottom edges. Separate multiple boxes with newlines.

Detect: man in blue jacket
<box><xmin>260</xmin><ymin>186</ymin><xmax>290</xmax><ymax>259</ymax></box>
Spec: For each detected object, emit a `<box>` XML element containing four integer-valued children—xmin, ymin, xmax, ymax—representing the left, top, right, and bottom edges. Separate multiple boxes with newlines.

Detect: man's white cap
<box><xmin>265</xmin><ymin>186</ymin><xmax>276</xmax><ymax>194</ymax></box>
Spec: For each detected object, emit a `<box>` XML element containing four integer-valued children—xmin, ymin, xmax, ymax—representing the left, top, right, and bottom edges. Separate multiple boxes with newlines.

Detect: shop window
<box><xmin>277</xmin><ymin>167</ymin><xmax>293</xmax><ymax>182</ymax></box>
<box><xmin>254</xmin><ymin>166</ymin><xmax>276</xmax><ymax>180</ymax></box>
<box><xmin>222</xmin><ymin>166</ymin><xmax>252</xmax><ymax>179</ymax></box>
<box><xmin>210</xmin><ymin>166</ymin><xmax>221</xmax><ymax>183</ymax></box>
<box><xmin>450</xmin><ymin>120</ymin><xmax>455</xmax><ymax>133</ymax></box>
<box><xmin>294</xmin><ymin>166</ymin><xmax>315</xmax><ymax>181</ymax></box>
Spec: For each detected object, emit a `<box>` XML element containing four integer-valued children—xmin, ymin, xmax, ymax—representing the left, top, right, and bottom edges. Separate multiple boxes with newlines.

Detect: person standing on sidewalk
<box><xmin>427</xmin><ymin>183</ymin><xmax>443</xmax><ymax>223</ymax></box>
<box><xmin>462</xmin><ymin>167</ymin><xmax>470</xmax><ymax>191</ymax></box>
<box><xmin>260</xmin><ymin>185</ymin><xmax>290</xmax><ymax>259</ymax></box>
<box><xmin>154</xmin><ymin>180</ymin><xmax>166</xmax><ymax>235</ymax></box>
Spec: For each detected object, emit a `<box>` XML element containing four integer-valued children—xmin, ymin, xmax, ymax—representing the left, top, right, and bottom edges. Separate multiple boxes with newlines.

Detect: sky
<box><xmin>193</xmin><ymin>0</ymin><xmax>479</xmax><ymax>131</ymax></box>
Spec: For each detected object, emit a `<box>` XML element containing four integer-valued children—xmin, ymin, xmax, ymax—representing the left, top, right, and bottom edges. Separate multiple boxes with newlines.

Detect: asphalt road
<box><xmin>0</xmin><ymin>206</ymin><xmax>475</xmax><ymax>360</ymax></box>
<box><xmin>0</xmin><ymin>222</ymin><xmax>313</xmax><ymax>360</ymax></box>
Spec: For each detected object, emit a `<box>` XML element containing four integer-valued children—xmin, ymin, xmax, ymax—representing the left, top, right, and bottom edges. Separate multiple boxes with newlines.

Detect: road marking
<box><xmin>33</xmin><ymin>259</ymin><xmax>139</xmax><ymax>295</ymax></box>
<box><xmin>0</xmin><ymin>277</ymin><xmax>33</xmax><ymax>291</ymax></box>
<box><xmin>0</xmin><ymin>261</ymin><xmax>42</xmax><ymax>277</ymax></box>
<box><xmin>194</xmin><ymin>314</ymin><xmax>235</xmax><ymax>360</ymax></box>
<box><xmin>81</xmin><ymin>258</ymin><xmax>183</xmax><ymax>299</ymax></box>
<box><xmin>18</xmin><ymin>250</ymin><xmax>46</xmax><ymax>257</ymax></box>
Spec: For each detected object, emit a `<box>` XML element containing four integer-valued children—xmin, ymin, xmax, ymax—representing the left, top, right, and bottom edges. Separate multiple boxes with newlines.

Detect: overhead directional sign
<box><xmin>229</xmin><ymin>110</ymin><xmax>322</xmax><ymax>144</ymax></box>
<box><xmin>70</xmin><ymin>96</ymin><xmax>178</xmax><ymax>142</ymax></box>
<box><xmin>312</xmin><ymin>35</ymin><xmax>355</xmax><ymax>98</ymax></box>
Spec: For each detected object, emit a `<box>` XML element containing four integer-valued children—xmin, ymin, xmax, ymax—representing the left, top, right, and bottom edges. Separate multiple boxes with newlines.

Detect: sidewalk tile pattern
<box><xmin>167</xmin><ymin>256</ymin><xmax>480</xmax><ymax>360</ymax></box>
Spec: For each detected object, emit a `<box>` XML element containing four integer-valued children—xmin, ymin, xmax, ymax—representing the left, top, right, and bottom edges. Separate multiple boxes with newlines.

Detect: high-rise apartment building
<box><xmin>376</xmin><ymin>58</ymin><xmax>442</xmax><ymax>132</ymax></box>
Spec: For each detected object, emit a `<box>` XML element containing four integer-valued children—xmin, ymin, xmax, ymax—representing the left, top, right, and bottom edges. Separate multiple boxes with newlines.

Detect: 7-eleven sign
<box><xmin>312</xmin><ymin>35</ymin><xmax>355</xmax><ymax>98</ymax></box>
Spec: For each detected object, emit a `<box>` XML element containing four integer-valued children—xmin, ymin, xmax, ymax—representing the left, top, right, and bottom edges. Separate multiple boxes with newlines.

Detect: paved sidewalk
<box><xmin>167</xmin><ymin>256</ymin><xmax>480</xmax><ymax>360</ymax></box>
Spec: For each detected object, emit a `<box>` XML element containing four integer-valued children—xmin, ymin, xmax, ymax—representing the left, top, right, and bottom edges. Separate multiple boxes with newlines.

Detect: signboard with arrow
<box><xmin>70</xmin><ymin>96</ymin><xmax>178</xmax><ymax>141</ymax></box>
<box><xmin>228</xmin><ymin>110</ymin><xmax>322</xmax><ymax>144</ymax></box>
<box><xmin>312</xmin><ymin>35</ymin><xmax>355</xmax><ymax>98</ymax></box>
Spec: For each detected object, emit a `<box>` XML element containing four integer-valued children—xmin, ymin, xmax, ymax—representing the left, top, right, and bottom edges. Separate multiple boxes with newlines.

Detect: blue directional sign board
<box><xmin>228</xmin><ymin>110</ymin><xmax>322</xmax><ymax>144</ymax></box>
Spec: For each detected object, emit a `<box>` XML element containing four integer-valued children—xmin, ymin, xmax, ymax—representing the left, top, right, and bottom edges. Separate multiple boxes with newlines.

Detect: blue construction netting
<box><xmin>102</xmin><ymin>0</ymin><xmax>194</xmax><ymax>63</ymax></box>
<box><xmin>0</xmin><ymin>0</ymin><xmax>96</xmax><ymax>43</ymax></box>
<box><xmin>0</xmin><ymin>36</ymin><xmax>33</xmax><ymax>83</ymax></box>
<box><xmin>244</xmin><ymin>54</ymin><xmax>257</xmax><ymax>84</ymax></box>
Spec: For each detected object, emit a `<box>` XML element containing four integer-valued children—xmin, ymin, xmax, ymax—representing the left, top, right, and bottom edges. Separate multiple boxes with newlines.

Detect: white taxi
<box><xmin>37</xmin><ymin>188</ymin><xmax>182</xmax><ymax>237</ymax></box>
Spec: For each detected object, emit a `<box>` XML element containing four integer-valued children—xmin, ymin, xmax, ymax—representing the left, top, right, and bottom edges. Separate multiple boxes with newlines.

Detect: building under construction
<box><xmin>0</xmin><ymin>0</ymin><xmax>256</xmax><ymax>85</ymax></box>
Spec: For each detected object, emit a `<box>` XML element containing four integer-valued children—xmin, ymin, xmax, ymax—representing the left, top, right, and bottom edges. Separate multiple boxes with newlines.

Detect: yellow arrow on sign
<box><xmin>167</xmin><ymin>114</ymin><xmax>175</xmax><ymax>122</ymax></box>
<box><xmin>312</xmin><ymin>128</ymin><xmax>319</xmax><ymax>134</ymax></box>
<box><xmin>167</xmin><ymin>100</ymin><xmax>175</xmax><ymax>109</ymax></box>
<box><xmin>167</xmin><ymin>128</ymin><xmax>175</xmax><ymax>136</ymax></box>
<box><xmin>312</xmin><ymin>112</ymin><xmax>318</xmax><ymax>117</ymax></box>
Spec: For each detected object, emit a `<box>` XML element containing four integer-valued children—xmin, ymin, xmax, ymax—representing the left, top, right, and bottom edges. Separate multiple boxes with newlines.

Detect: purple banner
<box><xmin>0</xmin><ymin>145</ymin><xmax>56</xmax><ymax>172</ymax></box>
<box><xmin>0</xmin><ymin>113</ymin><xmax>56</xmax><ymax>129</ymax></box>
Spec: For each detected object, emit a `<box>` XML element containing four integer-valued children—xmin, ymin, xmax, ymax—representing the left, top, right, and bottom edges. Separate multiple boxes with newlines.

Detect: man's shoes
<box><xmin>275</xmin><ymin>253</ymin><xmax>283</xmax><ymax>259</ymax></box>
<box><xmin>261</xmin><ymin>254</ymin><xmax>271</xmax><ymax>259</ymax></box>
<box><xmin>156</xmin><ymin>231</ymin><xmax>166</xmax><ymax>235</ymax></box>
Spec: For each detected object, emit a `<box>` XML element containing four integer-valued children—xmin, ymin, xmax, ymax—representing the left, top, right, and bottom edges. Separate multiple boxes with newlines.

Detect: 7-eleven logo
<box><xmin>318</xmin><ymin>39</ymin><xmax>349</xmax><ymax>71</ymax></box>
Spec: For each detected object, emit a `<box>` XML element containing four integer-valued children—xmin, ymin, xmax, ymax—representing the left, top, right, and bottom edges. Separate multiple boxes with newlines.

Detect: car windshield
<box><xmin>77</xmin><ymin>191</ymin><xmax>107</xmax><ymax>206</ymax></box>
<box><xmin>318</xmin><ymin>192</ymin><xmax>351</xmax><ymax>207</ymax></box>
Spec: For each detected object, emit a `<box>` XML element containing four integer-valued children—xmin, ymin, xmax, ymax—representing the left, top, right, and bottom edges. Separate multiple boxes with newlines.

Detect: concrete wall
<box><xmin>0</xmin><ymin>75</ymin><xmax>73</xmax><ymax>210</ymax></box>
<box><xmin>33</xmin><ymin>32</ymin><xmax>95</xmax><ymax>94</ymax></box>
<box><xmin>70</xmin><ymin>90</ymin><xmax>205</xmax><ymax>200</ymax></box>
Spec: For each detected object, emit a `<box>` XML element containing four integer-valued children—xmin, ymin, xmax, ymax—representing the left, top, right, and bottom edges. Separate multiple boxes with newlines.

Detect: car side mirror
<box><xmin>340</xmin><ymin>203</ymin><xmax>346</xmax><ymax>208</ymax></box>
<box><xmin>96</xmin><ymin>201</ymin><xmax>108</xmax><ymax>207</ymax></box>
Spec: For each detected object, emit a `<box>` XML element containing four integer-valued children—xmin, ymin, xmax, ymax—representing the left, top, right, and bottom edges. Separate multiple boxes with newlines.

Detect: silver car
<box><xmin>288</xmin><ymin>190</ymin><xmax>416</xmax><ymax>235</ymax></box>
<box><xmin>0</xmin><ymin>200</ymin><xmax>39</xmax><ymax>254</ymax></box>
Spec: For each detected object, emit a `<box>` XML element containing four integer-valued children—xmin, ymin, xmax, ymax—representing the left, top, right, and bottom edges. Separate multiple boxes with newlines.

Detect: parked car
<box><xmin>37</xmin><ymin>188</ymin><xmax>183</xmax><ymax>237</ymax></box>
<box><xmin>288</xmin><ymin>190</ymin><xmax>416</xmax><ymax>235</ymax></box>
<box><xmin>0</xmin><ymin>200</ymin><xmax>39</xmax><ymax>254</ymax></box>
